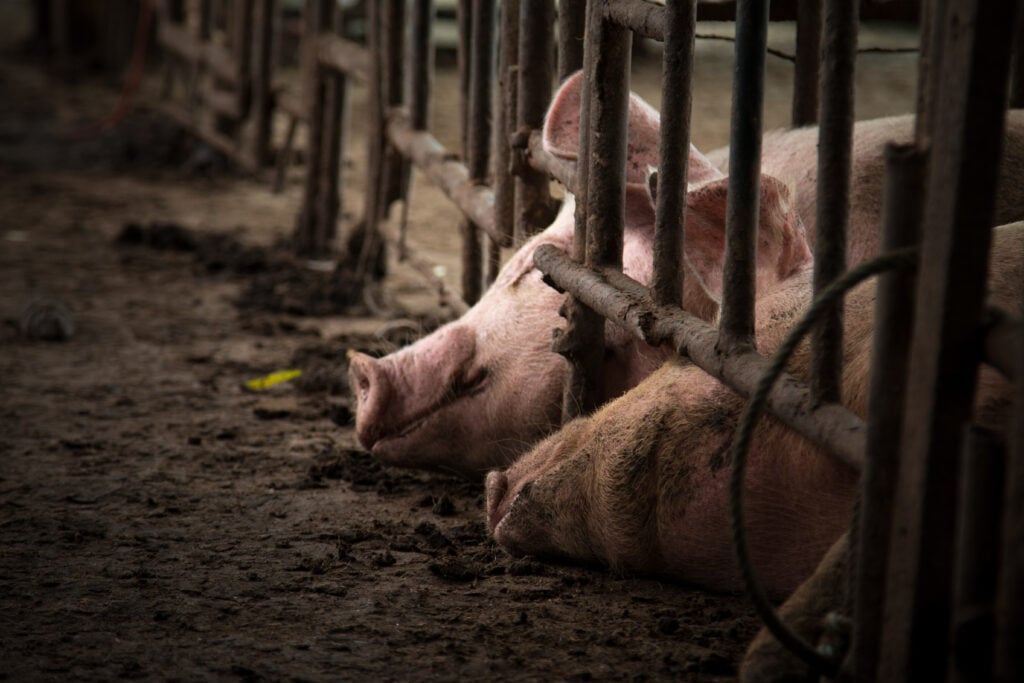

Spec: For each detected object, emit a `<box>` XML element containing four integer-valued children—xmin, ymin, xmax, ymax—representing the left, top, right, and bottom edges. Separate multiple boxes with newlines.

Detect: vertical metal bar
<box><xmin>294</xmin><ymin>0</ymin><xmax>331</xmax><ymax>257</ymax></box>
<box><xmin>850</xmin><ymin>144</ymin><xmax>924</xmax><ymax>683</ymax></box>
<box><xmin>556</xmin><ymin>0</ymin><xmax>598</xmax><ymax>423</ymax></box>
<box><xmin>811</xmin><ymin>0</ymin><xmax>857</xmax><ymax>404</ymax></box>
<box><xmin>652</xmin><ymin>0</ymin><xmax>697</xmax><ymax>307</ymax></box>
<box><xmin>455</xmin><ymin>1</ymin><xmax>482</xmax><ymax>304</ymax></box>
<box><xmin>515</xmin><ymin>0</ymin><xmax>556</xmax><ymax>244</ymax></box>
<box><xmin>557</xmin><ymin>0</ymin><xmax>586</xmax><ymax>80</ymax></box>
<box><xmin>994</xmin><ymin>283</ymin><xmax>1024</xmax><ymax>683</ymax></box>
<box><xmin>791</xmin><ymin>0</ymin><xmax>821</xmax><ymax>127</ymax></box>
<box><xmin>465</xmin><ymin>0</ymin><xmax>495</xmax><ymax>299</ymax></box>
<box><xmin>950</xmin><ymin>427</ymin><xmax>1005</xmax><ymax>683</ymax></box>
<box><xmin>401</xmin><ymin>0</ymin><xmax>433</xmax><ymax>260</ymax></box>
<box><xmin>718</xmin><ymin>0</ymin><xmax>769</xmax><ymax>352</ymax></box>
<box><xmin>879</xmin><ymin>2</ymin><xmax>1019</xmax><ymax>681</ymax></box>
<box><xmin>249</xmin><ymin>0</ymin><xmax>274</xmax><ymax>167</ymax></box>
<box><xmin>493</xmin><ymin>0</ymin><xmax>519</xmax><ymax>248</ymax></box>
<box><xmin>914</xmin><ymin>0</ymin><xmax>940</xmax><ymax>147</ymax></box>
<box><xmin>584</xmin><ymin>3</ymin><xmax>630</xmax><ymax>272</ymax></box>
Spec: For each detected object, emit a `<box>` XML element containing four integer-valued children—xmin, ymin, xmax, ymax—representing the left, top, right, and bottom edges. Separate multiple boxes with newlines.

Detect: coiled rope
<box><xmin>728</xmin><ymin>246</ymin><xmax>918</xmax><ymax>676</ymax></box>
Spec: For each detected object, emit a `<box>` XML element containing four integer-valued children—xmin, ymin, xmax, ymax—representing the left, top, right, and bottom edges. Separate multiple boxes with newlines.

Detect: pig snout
<box><xmin>349</xmin><ymin>325</ymin><xmax>487</xmax><ymax>465</ymax></box>
<box><xmin>348</xmin><ymin>351</ymin><xmax>391</xmax><ymax>450</ymax></box>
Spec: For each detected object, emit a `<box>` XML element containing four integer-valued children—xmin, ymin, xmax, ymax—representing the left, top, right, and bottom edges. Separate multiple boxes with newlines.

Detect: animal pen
<box><xmin>48</xmin><ymin>0</ymin><xmax>1023</xmax><ymax>679</ymax></box>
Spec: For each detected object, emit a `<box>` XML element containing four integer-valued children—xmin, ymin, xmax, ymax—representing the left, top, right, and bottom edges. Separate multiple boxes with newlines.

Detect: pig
<box><xmin>486</xmin><ymin>223</ymin><xmax>1023</xmax><ymax>596</ymax></box>
<box><xmin>710</xmin><ymin>111</ymin><xmax>1024</xmax><ymax>266</ymax></box>
<box><xmin>349</xmin><ymin>72</ymin><xmax>810</xmax><ymax>478</ymax></box>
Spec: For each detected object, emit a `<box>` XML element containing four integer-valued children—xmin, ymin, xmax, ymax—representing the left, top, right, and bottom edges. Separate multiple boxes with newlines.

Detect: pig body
<box><xmin>486</xmin><ymin>224</ymin><xmax>1023</xmax><ymax>596</ymax></box>
<box><xmin>710</xmin><ymin>110</ymin><xmax>1024</xmax><ymax>265</ymax></box>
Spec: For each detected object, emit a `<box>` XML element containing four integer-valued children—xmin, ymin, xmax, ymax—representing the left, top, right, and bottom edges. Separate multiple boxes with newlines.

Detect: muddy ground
<box><xmin>0</xmin><ymin>9</ymin><xmax>919</xmax><ymax>681</ymax></box>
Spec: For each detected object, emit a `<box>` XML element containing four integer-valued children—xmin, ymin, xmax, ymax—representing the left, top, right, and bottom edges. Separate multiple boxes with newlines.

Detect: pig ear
<box><xmin>543</xmin><ymin>71</ymin><xmax>661</xmax><ymax>186</ymax></box>
<box><xmin>683</xmin><ymin>175</ymin><xmax>811</xmax><ymax>302</ymax></box>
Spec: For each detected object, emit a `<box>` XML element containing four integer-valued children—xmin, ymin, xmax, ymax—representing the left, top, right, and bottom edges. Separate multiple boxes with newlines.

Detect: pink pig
<box><xmin>486</xmin><ymin>223</ymin><xmax>1022</xmax><ymax>596</ymax></box>
<box><xmin>349</xmin><ymin>73</ymin><xmax>809</xmax><ymax>478</ymax></box>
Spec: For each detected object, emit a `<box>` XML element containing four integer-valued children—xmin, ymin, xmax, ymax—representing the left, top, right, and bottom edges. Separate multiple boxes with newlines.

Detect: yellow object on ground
<box><xmin>244</xmin><ymin>369</ymin><xmax>303</xmax><ymax>391</ymax></box>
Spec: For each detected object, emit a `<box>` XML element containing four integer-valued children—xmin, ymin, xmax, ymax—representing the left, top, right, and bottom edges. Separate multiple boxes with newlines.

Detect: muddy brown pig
<box><xmin>487</xmin><ymin>223</ymin><xmax>1022</xmax><ymax>596</ymax></box>
<box><xmin>349</xmin><ymin>73</ymin><xmax>809</xmax><ymax>478</ymax></box>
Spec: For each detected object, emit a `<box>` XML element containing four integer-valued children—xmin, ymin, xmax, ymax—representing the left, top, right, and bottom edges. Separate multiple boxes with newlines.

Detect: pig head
<box><xmin>350</xmin><ymin>72</ymin><xmax>810</xmax><ymax>478</ymax></box>
<box><xmin>487</xmin><ymin>223</ymin><xmax>1022</xmax><ymax>596</ymax></box>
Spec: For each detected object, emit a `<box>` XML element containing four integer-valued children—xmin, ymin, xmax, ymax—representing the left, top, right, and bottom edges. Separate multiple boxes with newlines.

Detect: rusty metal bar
<box><xmin>791</xmin><ymin>0</ymin><xmax>821</xmax><ymax>126</ymax></box>
<box><xmin>534</xmin><ymin>244</ymin><xmax>867</xmax><ymax>469</ymax></box>
<box><xmin>455</xmin><ymin>0</ymin><xmax>481</xmax><ymax>303</ymax></box>
<box><xmin>387</xmin><ymin>115</ymin><xmax>505</xmax><ymax>247</ymax></box>
<box><xmin>316</xmin><ymin>33</ymin><xmax>371</xmax><ymax>81</ymax></box>
<box><xmin>493</xmin><ymin>0</ymin><xmax>519</xmax><ymax>249</ymax></box>
<box><xmin>555</xmin><ymin>0</ymin><xmax>600</xmax><ymax>422</ymax></box>
<box><xmin>248</xmin><ymin>0</ymin><xmax>274</xmax><ymax>167</ymax></box>
<box><xmin>558</xmin><ymin>0</ymin><xmax>586</xmax><ymax>79</ymax></box>
<box><xmin>995</xmin><ymin>269</ymin><xmax>1024</xmax><ymax>683</ymax></box>
<box><xmin>514</xmin><ymin>0</ymin><xmax>557</xmax><ymax>244</ymax></box>
<box><xmin>879</xmin><ymin>2</ymin><xmax>1019</xmax><ymax>681</ymax></box>
<box><xmin>400</xmin><ymin>0</ymin><xmax>433</xmax><ymax>260</ymax></box>
<box><xmin>604</xmin><ymin>0</ymin><xmax>665</xmax><ymax>41</ymax></box>
<box><xmin>294</xmin><ymin>0</ymin><xmax>335</xmax><ymax>258</ymax></box>
<box><xmin>718</xmin><ymin>0</ymin><xmax>769</xmax><ymax>353</ymax></box>
<box><xmin>950</xmin><ymin>427</ymin><xmax>1005</xmax><ymax>683</ymax></box>
<box><xmin>462</xmin><ymin>0</ymin><xmax>495</xmax><ymax>302</ymax></box>
<box><xmin>652</xmin><ymin>0</ymin><xmax>697</xmax><ymax>307</ymax></box>
<box><xmin>810</xmin><ymin>0</ymin><xmax>857</xmax><ymax>404</ymax></box>
<box><xmin>849</xmin><ymin>144</ymin><xmax>924</xmax><ymax>683</ymax></box>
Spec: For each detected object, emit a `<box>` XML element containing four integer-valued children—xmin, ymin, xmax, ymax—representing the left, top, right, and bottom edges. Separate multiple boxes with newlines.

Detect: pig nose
<box><xmin>348</xmin><ymin>351</ymin><xmax>391</xmax><ymax>448</ymax></box>
<box><xmin>485</xmin><ymin>470</ymin><xmax>509</xmax><ymax>531</ymax></box>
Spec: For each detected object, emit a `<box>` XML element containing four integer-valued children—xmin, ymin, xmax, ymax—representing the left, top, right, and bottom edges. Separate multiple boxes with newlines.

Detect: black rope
<box><xmin>728</xmin><ymin>247</ymin><xmax>918</xmax><ymax>676</ymax></box>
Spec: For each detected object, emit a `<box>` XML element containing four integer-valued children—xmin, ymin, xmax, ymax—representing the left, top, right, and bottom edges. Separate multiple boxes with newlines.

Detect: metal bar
<box><xmin>718</xmin><ymin>0</ymin><xmax>769</xmax><ymax>353</ymax></box>
<box><xmin>791</xmin><ymin>0</ymin><xmax>821</xmax><ymax>126</ymax></box>
<box><xmin>514</xmin><ymin>0</ymin><xmax>557</xmax><ymax>244</ymax></box>
<box><xmin>533</xmin><ymin>244</ymin><xmax>867</xmax><ymax>469</ymax></box>
<box><xmin>603</xmin><ymin>0</ymin><xmax>665</xmax><ymax>41</ymax></box>
<box><xmin>555</xmin><ymin>0</ymin><xmax>601</xmax><ymax>423</ymax></box>
<box><xmin>810</xmin><ymin>0</ymin><xmax>857</xmax><ymax>404</ymax></box>
<box><xmin>557</xmin><ymin>0</ymin><xmax>586</xmax><ymax>80</ymax></box>
<box><xmin>879</xmin><ymin>2</ymin><xmax>1020</xmax><ymax>681</ymax></box>
<box><xmin>652</xmin><ymin>0</ymin><xmax>697</xmax><ymax>307</ymax></box>
<box><xmin>387</xmin><ymin>115</ymin><xmax>507</xmax><ymax>248</ymax></box>
<box><xmin>462</xmin><ymin>0</ymin><xmax>495</xmax><ymax>303</ymax></box>
<box><xmin>401</xmin><ymin>0</ymin><xmax>434</xmax><ymax>261</ymax></box>
<box><xmin>584</xmin><ymin>6</ymin><xmax>631</xmax><ymax>271</ymax></box>
<box><xmin>293</xmin><ymin>0</ymin><xmax>332</xmax><ymax>257</ymax></box>
<box><xmin>493</xmin><ymin>0</ymin><xmax>519</xmax><ymax>248</ymax></box>
<box><xmin>950</xmin><ymin>427</ymin><xmax>1005</xmax><ymax>683</ymax></box>
<box><xmin>316</xmin><ymin>33</ymin><xmax>371</xmax><ymax>81</ymax></box>
<box><xmin>995</xmin><ymin>266</ymin><xmax>1024</xmax><ymax>683</ymax></box>
<box><xmin>850</xmin><ymin>144</ymin><xmax>924</xmax><ymax>683</ymax></box>
<box><xmin>248</xmin><ymin>0</ymin><xmax>274</xmax><ymax>167</ymax></box>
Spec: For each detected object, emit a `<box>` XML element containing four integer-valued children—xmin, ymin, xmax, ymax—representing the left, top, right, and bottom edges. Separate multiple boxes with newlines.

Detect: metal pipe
<box><xmin>557</xmin><ymin>0</ymin><xmax>586</xmax><ymax>79</ymax></box>
<box><xmin>534</xmin><ymin>244</ymin><xmax>867</xmax><ymax>469</ymax></box>
<box><xmin>811</xmin><ymin>0</ymin><xmax>857</xmax><ymax>404</ymax></box>
<box><xmin>791</xmin><ymin>0</ymin><xmax>821</xmax><ymax>127</ymax></box>
<box><xmin>950</xmin><ymin>427</ymin><xmax>1005</xmax><ymax>683</ymax></box>
<box><xmin>652</xmin><ymin>0</ymin><xmax>697</xmax><ymax>307</ymax></box>
<box><xmin>719</xmin><ymin>0</ymin><xmax>769</xmax><ymax>352</ymax></box>
<box><xmin>387</xmin><ymin>114</ymin><xmax>506</xmax><ymax>247</ymax></box>
<box><xmin>515</xmin><ymin>0</ymin><xmax>556</xmax><ymax>244</ymax></box>
<box><xmin>879</xmin><ymin>3</ymin><xmax>1019</xmax><ymax>681</ymax></box>
<box><xmin>493</xmin><ymin>0</ymin><xmax>519</xmax><ymax>248</ymax></box>
<box><xmin>603</xmin><ymin>0</ymin><xmax>665</xmax><ymax>41</ymax></box>
<box><xmin>849</xmin><ymin>143</ymin><xmax>924</xmax><ymax>683</ymax></box>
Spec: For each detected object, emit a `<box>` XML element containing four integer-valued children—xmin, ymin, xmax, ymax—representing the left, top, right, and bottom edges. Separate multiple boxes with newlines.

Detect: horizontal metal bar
<box><xmin>534</xmin><ymin>243</ymin><xmax>866</xmax><ymax>470</ymax></box>
<box><xmin>604</xmin><ymin>0</ymin><xmax>666</xmax><ymax>41</ymax></box>
<box><xmin>157</xmin><ymin>100</ymin><xmax>265</xmax><ymax>176</ymax></box>
<box><xmin>386</xmin><ymin>113</ymin><xmax>508</xmax><ymax>248</ymax></box>
<box><xmin>526</xmin><ymin>130</ymin><xmax>578</xmax><ymax>193</ymax></box>
<box><xmin>316</xmin><ymin>32</ymin><xmax>371</xmax><ymax>82</ymax></box>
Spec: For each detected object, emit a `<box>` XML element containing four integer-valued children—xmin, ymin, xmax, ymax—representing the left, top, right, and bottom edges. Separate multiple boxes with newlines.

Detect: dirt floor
<box><xmin>0</xmin><ymin>8</ymin><xmax>920</xmax><ymax>681</ymax></box>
